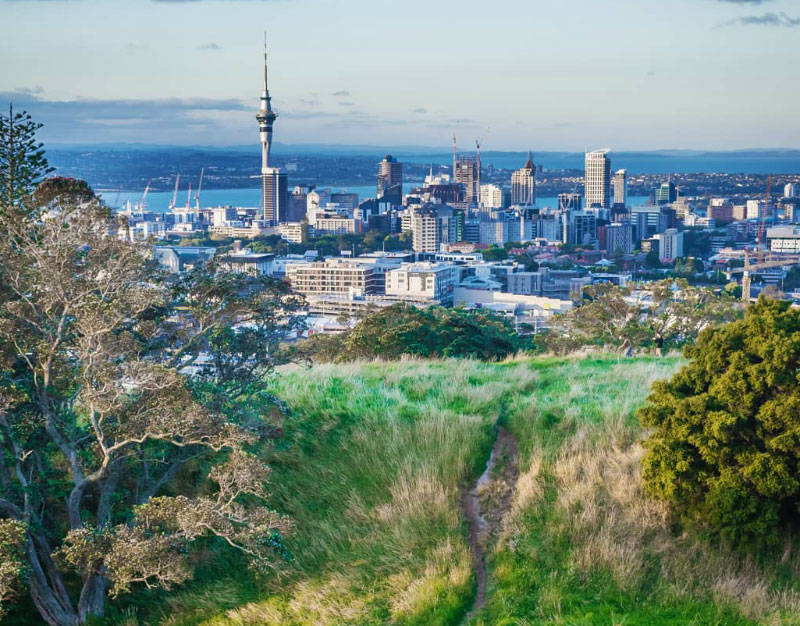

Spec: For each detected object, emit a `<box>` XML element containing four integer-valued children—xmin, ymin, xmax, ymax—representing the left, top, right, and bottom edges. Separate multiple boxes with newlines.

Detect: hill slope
<box><xmin>106</xmin><ymin>356</ymin><xmax>800</xmax><ymax>626</ymax></box>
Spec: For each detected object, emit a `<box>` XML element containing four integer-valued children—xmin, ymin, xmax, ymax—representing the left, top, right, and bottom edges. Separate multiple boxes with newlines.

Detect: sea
<box><xmin>100</xmin><ymin>185</ymin><xmax>649</xmax><ymax>212</ymax></box>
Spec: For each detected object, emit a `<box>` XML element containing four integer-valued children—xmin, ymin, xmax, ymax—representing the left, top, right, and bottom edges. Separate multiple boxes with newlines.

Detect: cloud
<box><xmin>338</xmin><ymin>101</ymin><xmax>354</xmax><ymax>107</ymax></box>
<box><xmin>411</xmin><ymin>108</ymin><xmax>428</xmax><ymax>114</ymax></box>
<box><xmin>331</xmin><ymin>90</ymin><xmax>350</xmax><ymax>97</ymax></box>
<box><xmin>199</xmin><ymin>42</ymin><xmax>222</xmax><ymax>50</ymax></box>
<box><xmin>719</xmin><ymin>11</ymin><xmax>800</xmax><ymax>26</ymax></box>
<box><xmin>717</xmin><ymin>0</ymin><xmax>773</xmax><ymax>4</ymax></box>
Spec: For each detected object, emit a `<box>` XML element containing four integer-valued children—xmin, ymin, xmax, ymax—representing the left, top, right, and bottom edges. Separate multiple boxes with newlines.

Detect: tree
<box><xmin>540</xmin><ymin>280</ymin><xmax>741</xmax><ymax>354</ymax></box>
<box><xmin>302</xmin><ymin>304</ymin><xmax>531</xmax><ymax>362</ymax></box>
<box><xmin>639</xmin><ymin>299</ymin><xmax>800</xmax><ymax>548</ymax></box>
<box><xmin>0</xmin><ymin>174</ymin><xmax>301</xmax><ymax>624</ymax></box>
<box><xmin>0</xmin><ymin>104</ymin><xmax>53</xmax><ymax>217</ymax></box>
<box><xmin>644</xmin><ymin>249</ymin><xmax>662</xmax><ymax>269</ymax></box>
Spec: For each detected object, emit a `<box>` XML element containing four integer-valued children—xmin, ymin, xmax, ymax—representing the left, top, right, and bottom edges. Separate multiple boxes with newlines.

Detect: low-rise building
<box><xmin>286</xmin><ymin>259</ymin><xmax>378</xmax><ymax>297</ymax></box>
<box><xmin>385</xmin><ymin>262</ymin><xmax>457</xmax><ymax>305</ymax></box>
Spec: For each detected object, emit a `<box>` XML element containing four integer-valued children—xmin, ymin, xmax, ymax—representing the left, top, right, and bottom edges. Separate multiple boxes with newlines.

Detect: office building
<box><xmin>603</xmin><ymin>222</ymin><xmax>634</xmax><ymax>254</ymax></box>
<box><xmin>654</xmin><ymin>181</ymin><xmax>677</xmax><ymax>205</ymax></box>
<box><xmin>563</xmin><ymin>210</ymin><xmax>598</xmax><ymax>246</ymax></box>
<box><xmin>511</xmin><ymin>153</ymin><xmax>536</xmax><ymax>206</ymax></box>
<box><xmin>786</xmin><ymin>183</ymin><xmax>798</xmax><ymax>199</ymax></box>
<box><xmin>613</xmin><ymin>169</ymin><xmax>627</xmax><ymax>207</ymax></box>
<box><xmin>585</xmin><ymin>150</ymin><xmax>611</xmax><ymax>209</ymax></box>
<box><xmin>377</xmin><ymin>155</ymin><xmax>403</xmax><ymax>200</ymax></box>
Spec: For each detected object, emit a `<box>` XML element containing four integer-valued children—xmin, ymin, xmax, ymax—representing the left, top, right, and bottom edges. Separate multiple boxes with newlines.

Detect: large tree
<box><xmin>0</xmin><ymin>138</ymin><xmax>302</xmax><ymax>622</ymax></box>
<box><xmin>639</xmin><ymin>299</ymin><xmax>800</xmax><ymax>547</ymax></box>
<box><xmin>540</xmin><ymin>280</ymin><xmax>741</xmax><ymax>354</ymax></box>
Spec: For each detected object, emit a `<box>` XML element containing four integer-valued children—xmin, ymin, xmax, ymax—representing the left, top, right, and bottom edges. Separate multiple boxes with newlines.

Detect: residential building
<box><xmin>285</xmin><ymin>259</ymin><xmax>378</xmax><ymax>297</ymax></box>
<box><xmin>585</xmin><ymin>149</ymin><xmax>611</xmax><ymax>209</ymax></box>
<box><xmin>385</xmin><ymin>262</ymin><xmax>458</xmax><ymax>305</ymax></box>
<box><xmin>377</xmin><ymin>154</ymin><xmax>403</xmax><ymax>200</ymax></box>
<box><xmin>480</xmin><ymin>184</ymin><xmax>504</xmax><ymax>209</ymax></box>
<box><xmin>613</xmin><ymin>169</ymin><xmax>627</xmax><ymax>207</ymax></box>
<box><xmin>657</xmin><ymin>228</ymin><xmax>684</xmax><ymax>262</ymax></box>
<box><xmin>511</xmin><ymin>153</ymin><xmax>536</xmax><ymax>205</ymax></box>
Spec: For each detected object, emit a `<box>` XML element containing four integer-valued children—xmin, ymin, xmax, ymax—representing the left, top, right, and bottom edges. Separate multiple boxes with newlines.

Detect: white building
<box><xmin>385</xmin><ymin>262</ymin><xmax>457</xmax><ymax>305</ymax></box>
<box><xmin>511</xmin><ymin>155</ymin><xmax>536</xmax><ymax>206</ymax></box>
<box><xmin>480</xmin><ymin>184</ymin><xmax>504</xmax><ymax>209</ymax></box>
<box><xmin>746</xmin><ymin>200</ymin><xmax>765</xmax><ymax>219</ymax></box>
<box><xmin>656</xmin><ymin>228</ymin><xmax>684</xmax><ymax>262</ymax></box>
<box><xmin>785</xmin><ymin>183</ymin><xmax>797</xmax><ymax>199</ymax></box>
<box><xmin>585</xmin><ymin>150</ymin><xmax>611</xmax><ymax>209</ymax></box>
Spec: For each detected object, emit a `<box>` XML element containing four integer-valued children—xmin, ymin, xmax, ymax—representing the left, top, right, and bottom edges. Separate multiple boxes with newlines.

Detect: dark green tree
<box><xmin>639</xmin><ymin>299</ymin><xmax>800</xmax><ymax>547</ymax></box>
<box><xmin>0</xmin><ymin>105</ymin><xmax>53</xmax><ymax>217</ymax></box>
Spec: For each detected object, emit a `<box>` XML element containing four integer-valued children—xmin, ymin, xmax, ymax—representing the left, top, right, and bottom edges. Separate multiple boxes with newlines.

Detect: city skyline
<box><xmin>2</xmin><ymin>0</ymin><xmax>799</xmax><ymax>150</ymax></box>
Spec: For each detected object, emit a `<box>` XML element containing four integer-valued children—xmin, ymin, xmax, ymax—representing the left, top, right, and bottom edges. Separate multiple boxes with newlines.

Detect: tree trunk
<box><xmin>26</xmin><ymin>535</ymin><xmax>80</xmax><ymax>626</ymax></box>
<box><xmin>77</xmin><ymin>574</ymin><xmax>106</xmax><ymax>623</ymax></box>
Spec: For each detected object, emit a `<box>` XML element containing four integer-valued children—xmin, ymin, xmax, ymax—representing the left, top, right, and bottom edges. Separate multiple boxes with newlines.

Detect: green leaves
<box><xmin>639</xmin><ymin>298</ymin><xmax>800</xmax><ymax>548</ymax></box>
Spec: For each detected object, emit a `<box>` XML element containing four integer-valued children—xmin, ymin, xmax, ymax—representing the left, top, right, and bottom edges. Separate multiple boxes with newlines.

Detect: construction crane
<box><xmin>475</xmin><ymin>139</ymin><xmax>481</xmax><ymax>207</ymax></box>
<box><xmin>169</xmin><ymin>173</ymin><xmax>181</xmax><ymax>211</ymax></box>
<box><xmin>185</xmin><ymin>183</ymin><xmax>192</xmax><ymax>209</ymax></box>
<box><xmin>194</xmin><ymin>167</ymin><xmax>205</xmax><ymax>210</ymax></box>
<box><xmin>113</xmin><ymin>186</ymin><xmax>123</xmax><ymax>208</ymax></box>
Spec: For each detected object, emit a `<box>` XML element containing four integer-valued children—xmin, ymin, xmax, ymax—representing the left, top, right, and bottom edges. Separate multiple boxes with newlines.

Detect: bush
<box><xmin>638</xmin><ymin>298</ymin><xmax>800</xmax><ymax>547</ymax></box>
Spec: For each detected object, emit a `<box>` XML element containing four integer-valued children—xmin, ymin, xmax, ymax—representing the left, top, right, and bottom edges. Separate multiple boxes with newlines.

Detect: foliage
<box><xmin>0</xmin><ymin>104</ymin><xmax>53</xmax><ymax>217</ymax></box>
<box><xmin>645</xmin><ymin>249</ymin><xmax>662</xmax><ymax>268</ymax></box>
<box><xmin>481</xmin><ymin>246</ymin><xmax>508</xmax><ymax>261</ymax></box>
<box><xmin>0</xmin><ymin>520</ymin><xmax>26</xmax><ymax>620</ymax></box>
<box><xmin>302</xmin><ymin>304</ymin><xmax>532</xmax><ymax>362</ymax></box>
<box><xmin>540</xmin><ymin>279</ymin><xmax>742</xmax><ymax>354</ymax></box>
<box><xmin>639</xmin><ymin>298</ymin><xmax>800</xmax><ymax>548</ymax></box>
<box><xmin>0</xmin><ymin>166</ymin><xmax>302</xmax><ymax>623</ymax></box>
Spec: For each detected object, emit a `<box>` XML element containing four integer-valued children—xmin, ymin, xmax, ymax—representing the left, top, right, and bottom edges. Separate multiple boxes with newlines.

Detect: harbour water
<box><xmin>101</xmin><ymin>185</ymin><xmax>648</xmax><ymax>213</ymax></box>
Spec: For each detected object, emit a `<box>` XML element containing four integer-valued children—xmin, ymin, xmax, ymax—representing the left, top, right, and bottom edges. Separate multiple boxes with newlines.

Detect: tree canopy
<box><xmin>540</xmin><ymin>280</ymin><xmax>742</xmax><ymax>354</ymax></box>
<box><xmin>302</xmin><ymin>304</ymin><xmax>532</xmax><ymax>362</ymax></box>
<box><xmin>639</xmin><ymin>299</ymin><xmax>800</xmax><ymax>548</ymax></box>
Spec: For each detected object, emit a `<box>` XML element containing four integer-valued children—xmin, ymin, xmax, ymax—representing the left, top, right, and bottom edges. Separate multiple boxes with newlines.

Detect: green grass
<box><xmin>106</xmin><ymin>355</ymin><xmax>800</xmax><ymax>626</ymax></box>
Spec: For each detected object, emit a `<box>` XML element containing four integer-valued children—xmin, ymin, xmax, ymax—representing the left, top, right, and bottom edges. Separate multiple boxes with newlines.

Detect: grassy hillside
<box><xmin>109</xmin><ymin>356</ymin><xmax>800</xmax><ymax>626</ymax></box>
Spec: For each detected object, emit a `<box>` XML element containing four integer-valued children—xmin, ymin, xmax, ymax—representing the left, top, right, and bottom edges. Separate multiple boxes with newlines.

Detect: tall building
<box><xmin>654</xmin><ymin>181</ymin><xmax>677</xmax><ymax>205</ymax></box>
<box><xmin>511</xmin><ymin>153</ymin><xmax>536</xmax><ymax>206</ymax></box>
<box><xmin>454</xmin><ymin>155</ymin><xmax>480</xmax><ymax>204</ymax></box>
<box><xmin>377</xmin><ymin>155</ymin><xmax>403</xmax><ymax>200</ymax></box>
<box><xmin>613</xmin><ymin>169</ymin><xmax>627</xmax><ymax>207</ymax></box>
<box><xmin>785</xmin><ymin>183</ymin><xmax>797</xmax><ymax>199</ymax></box>
<box><xmin>262</xmin><ymin>170</ymin><xmax>288</xmax><ymax>224</ymax></box>
<box><xmin>585</xmin><ymin>150</ymin><xmax>611</xmax><ymax>209</ymax></box>
<box><xmin>255</xmin><ymin>40</ymin><xmax>283</xmax><ymax>225</ymax></box>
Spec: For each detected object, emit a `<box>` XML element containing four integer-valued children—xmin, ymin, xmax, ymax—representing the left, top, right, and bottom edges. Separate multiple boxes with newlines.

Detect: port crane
<box><xmin>169</xmin><ymin>174</ymin><xmax>181</xmax><ymax>211</ymax></box>
<box><xmin>194</xmin><ymin>167</ymin><xmax>205</xmax><ymax>210</ymax></box>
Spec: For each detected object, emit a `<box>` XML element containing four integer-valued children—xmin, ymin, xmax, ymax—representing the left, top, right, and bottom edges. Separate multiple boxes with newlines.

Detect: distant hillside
<box><xmin>66</xmin><ymin>355</ymin><xmax>800</xmax><ymax>626</ymax></box>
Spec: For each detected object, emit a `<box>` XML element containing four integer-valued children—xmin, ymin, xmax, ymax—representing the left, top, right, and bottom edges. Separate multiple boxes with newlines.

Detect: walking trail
<box><xmin>461</xmin><ymin>426</ymin><xmax>520</xmax><ymax>623</ymax></box>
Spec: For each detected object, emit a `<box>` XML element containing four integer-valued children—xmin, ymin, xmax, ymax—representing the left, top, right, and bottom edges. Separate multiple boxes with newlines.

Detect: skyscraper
<box><xmin>654</xmin><ymin>181</ymin><xmax>677</xmax><ymax>205</ymax></box>
<box><xmin>511</xmin><ymin>153</ymin><xmax>536</xmax><ymax>206</ymax></box>
<box><xmin>454</xmin><ymin>155</ymin><xmax>480</xmax><ymax>205</ymax></box>
<box><xmin>613</xmin><ymin>169</ymin><xmax>627</xmax><ymax>207</ymax></box>
<box><xmin>255</xmin><ymin>39</ymin><xmax>286</xmax><ymax>225</ymax></box>
<box><xmin>585</xmin><ymin>150</ymin><xmax>611</xmax><ymax>209</ymax></box>
<box><xmin>377</xmin><ymin>155</ymin><xmax>403</xmax><ymax>198</ymax></box>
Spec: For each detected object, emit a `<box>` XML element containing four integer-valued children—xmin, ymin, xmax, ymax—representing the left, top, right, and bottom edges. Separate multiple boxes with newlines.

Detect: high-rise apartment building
<box><xmin>480</xmin><ymin>184</ymin><xmax>504</xmax><ymax>209</ymax></box>
<box><xmin>785</xmin><ymin>183</ymin><xmax>797</xmax><ymax>199</ymax></box>
<box><xmin>613</xmin><ymin>169</ymin><xmax>627</xmax><ymax>207</ymax></box>
<box><xmin>511</xmin><ymin>153</ymin><xmax>536</xmax><ymax>206</ymax></box>
<box><xmin>585</xmin><ymin>150</ymin><xmax>611</xmax><ymax>209</ymax></box>
<box><xmin>377</xmin><ymin>155</ymin><xmax>403</xmax><ymax>200</ymax></box>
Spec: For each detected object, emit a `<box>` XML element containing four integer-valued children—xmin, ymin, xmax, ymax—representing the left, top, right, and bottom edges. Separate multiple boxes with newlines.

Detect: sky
<box><xmin>1</xmin><ymin>0</ymin><xmax>799</xmax><ymax>151</ymax></box>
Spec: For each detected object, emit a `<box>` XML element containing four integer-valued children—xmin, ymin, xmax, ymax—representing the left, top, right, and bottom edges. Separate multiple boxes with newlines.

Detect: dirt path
<box><xmin>461</xmin><ymin>426</ymin><xmax>519</xmax><ymax>623</ymax></box>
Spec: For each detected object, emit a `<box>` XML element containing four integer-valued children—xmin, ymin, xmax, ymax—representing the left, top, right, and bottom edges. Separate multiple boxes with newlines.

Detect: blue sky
<box><xmin>1</xmin><ymin>0</ymin><xmax>798</xmax><ymax>150</ymax></box>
